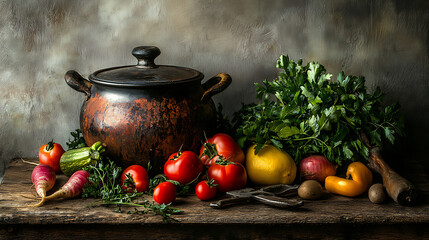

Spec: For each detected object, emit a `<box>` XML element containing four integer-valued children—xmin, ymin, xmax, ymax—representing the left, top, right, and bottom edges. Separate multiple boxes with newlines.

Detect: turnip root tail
<box><xmin>30</xmin><ymin>181</ymin><xmax>51</xmax><ymax>207</ymax></box>
<box><xmin>29</xmin><ymin>197</ymin><xmax>47</xmax><ymax>207</ymax></box>
<box><xmin>21</xmin><ymin>158</ymin><xmax>39</xmax><ymax>166</ymax></box>
<box><xmin>32</xmin><ymin>170</ymin><xmax>90</xmax><ymax>207</ymax></box>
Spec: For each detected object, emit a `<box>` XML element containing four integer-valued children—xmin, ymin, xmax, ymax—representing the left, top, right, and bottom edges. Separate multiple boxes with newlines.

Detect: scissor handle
<box><xmin>257</xmin><ymin>184</ymin><xmax>300</xmax><ymax>196</ymax></box>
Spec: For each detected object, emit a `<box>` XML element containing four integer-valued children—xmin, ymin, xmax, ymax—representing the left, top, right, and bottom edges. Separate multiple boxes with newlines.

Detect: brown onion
<box><xmin>299</xmin><ymin>155</ymin><xmax>337</xmax><ymax>182</ymax></box>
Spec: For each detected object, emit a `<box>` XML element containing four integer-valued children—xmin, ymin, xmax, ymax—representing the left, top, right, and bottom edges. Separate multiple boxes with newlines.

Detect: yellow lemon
<box><xmin>246</xmin><ymin>144</ymin><xmax>297</xmax><ymax>185</ymax></box>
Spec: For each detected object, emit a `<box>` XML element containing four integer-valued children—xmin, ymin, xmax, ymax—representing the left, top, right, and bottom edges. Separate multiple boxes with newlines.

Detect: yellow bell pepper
<box><xmin>325</xmin><ymin>162</ymin><xmax>373</xmax><ymax>197</ymax></box>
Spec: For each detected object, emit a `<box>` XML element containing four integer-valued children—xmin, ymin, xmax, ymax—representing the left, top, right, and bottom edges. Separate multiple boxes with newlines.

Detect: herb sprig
<box><xmin>233</xmin><ymin>55</ymin><xmax>404</xmax><ymax>165</ymax></box>
<box><xmin>82</xmin><ymin>160</ymin><xmax>141</xmax><ymax>202</ymax></box>
<box><xmin>82</xmin><ymin>159</ymin><xmax>181</xmax><ymax>222</ymax></box>
<box><xmin>96</xmin><ymin>200</ymin><xmax>181</xmax><ymax>223</ymax></box>
<box><xmin>66</xmin><ymin>129</ymin><xmax>87</xmax><ymax>150</ymax></box>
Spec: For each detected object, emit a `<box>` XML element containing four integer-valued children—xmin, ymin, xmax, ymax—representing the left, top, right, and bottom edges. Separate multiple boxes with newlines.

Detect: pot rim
<box><xmin>89</xmin><ymin>64</ymin><xmax>204</xmax><ymax>88</ymax></box>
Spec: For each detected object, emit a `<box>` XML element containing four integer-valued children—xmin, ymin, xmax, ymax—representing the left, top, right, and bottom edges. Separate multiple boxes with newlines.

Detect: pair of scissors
<box><xmin>210</xmin><ymin>184</ymin><xmax>303</xmax><ymax>209</ymax></box>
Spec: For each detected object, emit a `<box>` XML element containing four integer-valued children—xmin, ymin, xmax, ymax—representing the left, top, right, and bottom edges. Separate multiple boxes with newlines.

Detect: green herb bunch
<box><xmin>233</xmin><ymin>55</ymin><xmax>404</xmax><ymax>165</ymax></box>
<box><xmin>82</xmin><ymin>159</ymin><xmax>181</xmax><ymax>222</ymax></box>
<box><xmin>66</xmin><ymin>129</ymin><xmax>87</xmax><ymax>150</ymax></box>
<box><xmin>82</xmin><ymin>160</ymin><xmax>141</xmax><ymax>202</ymax></box>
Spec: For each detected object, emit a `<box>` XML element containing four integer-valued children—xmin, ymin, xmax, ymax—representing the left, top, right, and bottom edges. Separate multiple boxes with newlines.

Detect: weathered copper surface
<box><xmin>79</xmin><ymin>83</ymin><xmax>216</xmax><ymax>174</ymax></box>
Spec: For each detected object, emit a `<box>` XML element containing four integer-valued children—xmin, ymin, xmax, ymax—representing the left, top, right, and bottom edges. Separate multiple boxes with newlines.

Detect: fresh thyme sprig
<box><xmin>82</xmin><ymin>159</ymin><xmax>181</xmax><ymax>222</ymax></box>
<box><xmin>95</xmin><ymin>200</ymin><xmax>181</xmax><ymax>223</ymax></box>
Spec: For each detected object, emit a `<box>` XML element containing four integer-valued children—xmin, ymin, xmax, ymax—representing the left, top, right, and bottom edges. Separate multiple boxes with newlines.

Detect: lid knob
<box><xmin>132</xmin><ymin>46</ymin><xmax>161</xmax><ymax>68</ymax></box>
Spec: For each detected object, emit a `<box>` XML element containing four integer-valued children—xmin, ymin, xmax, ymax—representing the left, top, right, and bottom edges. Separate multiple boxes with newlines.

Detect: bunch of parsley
<box><xmin>233</xmin><ymin>55</ymin><xmax>403</xmax><ymax>165</ymax></box>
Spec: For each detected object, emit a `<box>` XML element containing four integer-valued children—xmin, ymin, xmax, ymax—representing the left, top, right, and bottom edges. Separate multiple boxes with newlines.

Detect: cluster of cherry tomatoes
<box><xmin>121</xmin><ymin>133</ymin><xmax>247</xmax><ymax>205</ymax></box>
<box><xmin>38</xmin><ymin>133</ymin><xmax>247</xmax><ymax>205</ymax></box>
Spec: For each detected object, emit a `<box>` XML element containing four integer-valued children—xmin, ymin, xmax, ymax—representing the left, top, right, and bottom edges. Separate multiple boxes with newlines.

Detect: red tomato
<box><xmin>153</xmin><ymin>181</ymin><xmax>176</xmax><ymax>205</ymax></box>
<box><xmin>38</xmin><ymin>140</ymin><xmax>65</xmax><ymax>173</ymax></box>
<box><xmin>207</xmin><ymin>160</ymin><xmax>247</xmax><ymax>192</ymax></box>
<box><xmin>164</xmin><ymin>150</ymin><xmax>203</xmax><ymax>185</ymax></box>
<box><xmin>120</xmin><ymin>165</ymin><xmax>149</xmax><ymax>193</ymax></box>
<box><xmin>195</xmin><ymin>180</ymin><xmax>217</xmax><ymax>201</ymax></box>
<box><xmin>199</xmin><ymin>133</ymin><xmax>245</xmax><ymax>166</ymax></box>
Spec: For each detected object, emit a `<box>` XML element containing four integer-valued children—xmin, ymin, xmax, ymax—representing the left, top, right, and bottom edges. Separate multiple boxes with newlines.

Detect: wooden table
<box><xmin>1</xmin><ymin>159</ymin><xmax>428</xmax><ymax>239</ymax></box>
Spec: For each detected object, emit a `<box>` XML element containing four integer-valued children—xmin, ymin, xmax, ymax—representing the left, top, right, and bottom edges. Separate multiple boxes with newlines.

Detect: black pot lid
<box><xmin>89</xmin><ymin>46</ymin><xmax>204</xmax><ymax>87</ymax></box>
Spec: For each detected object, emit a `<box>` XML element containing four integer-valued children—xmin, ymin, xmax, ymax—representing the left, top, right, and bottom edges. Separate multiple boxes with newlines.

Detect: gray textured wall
<box><xmin>1</xmin><ymin>0</ymin><xmax>428</xmax><ymax>180</ymax></box>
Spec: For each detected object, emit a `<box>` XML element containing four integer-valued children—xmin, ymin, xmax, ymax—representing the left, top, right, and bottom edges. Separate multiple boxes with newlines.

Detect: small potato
<box><xmin>298</xmin><ymin>180</ymin><xmax>324</xmax><ymax>200</ymax></box>
<box><xmin>368</xmin><ymin>183</ymin><xmax>386</xmax><ymax>204</ymax></box>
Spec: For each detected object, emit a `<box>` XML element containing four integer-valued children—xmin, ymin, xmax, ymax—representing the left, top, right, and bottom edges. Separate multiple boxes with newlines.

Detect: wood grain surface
<box><xmin>1</xmin><ymin>158</ymin><xmax>428</xmax><ymax>239</ymax></box>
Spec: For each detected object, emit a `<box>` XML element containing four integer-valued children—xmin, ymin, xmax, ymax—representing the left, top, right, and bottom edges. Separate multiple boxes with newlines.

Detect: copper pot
<box><xmin>65</xmin><ymin>46</ymin><xmax>231</xmax><ymax>174</ymax></box>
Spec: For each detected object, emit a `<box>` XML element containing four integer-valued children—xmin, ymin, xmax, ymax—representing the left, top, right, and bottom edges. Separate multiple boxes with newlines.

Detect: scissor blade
<box><xmin>252</xmin><ymin>195</ymin><xmax>303</xmax><ymax>209</ymax></box>
<box><xmin>259</xmin><ymin>184</ymin><xmax>299</xmax><ymax>196</ymax></box>
<box><xmin>225</xmin><ymin>188</ymin><xmax>256</xmax><ymax>198</ymax></box>
<box><xmin>210</xmin><ymin>196</ymin><xmax>253</xmax><ymax>209</ymax></box>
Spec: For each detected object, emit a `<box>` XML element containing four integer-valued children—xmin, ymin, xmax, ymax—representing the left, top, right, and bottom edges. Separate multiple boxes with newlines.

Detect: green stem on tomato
<box><xmin>201</xmin><ymin>142</ymin><xmax>218</xmax><ymax>160</ymax></box>
<box><xmin>45</xmin><ymin>140</ymin><xmax>55</xmax><ymax>151</ymax></box>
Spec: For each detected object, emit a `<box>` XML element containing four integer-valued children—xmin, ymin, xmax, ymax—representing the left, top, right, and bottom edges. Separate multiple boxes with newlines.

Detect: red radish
<box><xmin>31</xmin><ymin>164</ymin><xmax>56</xmax><ymax>205</ymax></box>
<box><xmin>31</xmin><ymin>170</ymin><xmax>89</xmax><ymax>207</ymax></box>
<box><xmin>299</xmin><ymin>155</ymin><xmax>337</xmax><ymax>182</ymax></box>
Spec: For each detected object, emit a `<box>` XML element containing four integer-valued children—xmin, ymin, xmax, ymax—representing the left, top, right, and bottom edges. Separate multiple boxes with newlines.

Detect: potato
<box><xmin>368</xmin><ymin>183</ymin><xmax>386</xmax><ymax>204</ymax></box>
<box><xmin>298</xmin><ymin>180</ymin><xmax>323</xmax><ymax>200</ymax></box>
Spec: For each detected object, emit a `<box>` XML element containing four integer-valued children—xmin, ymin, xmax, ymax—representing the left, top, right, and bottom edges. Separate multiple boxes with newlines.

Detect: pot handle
<box><xmin>201</xmin><ymin>73</ymin><xmax>232</xmax><ymax>102</ymax></box>
<box><xmin>64</xmin><ymin>70</ymin><xmax>92</xmax><ymax>100</ymax></box>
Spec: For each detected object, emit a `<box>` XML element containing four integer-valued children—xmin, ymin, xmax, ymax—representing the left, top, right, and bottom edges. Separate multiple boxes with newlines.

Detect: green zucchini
<box><xmin>60</xmin><ymin>141</ymin><xmax>106</xmax><ymax>176</ymax></box>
